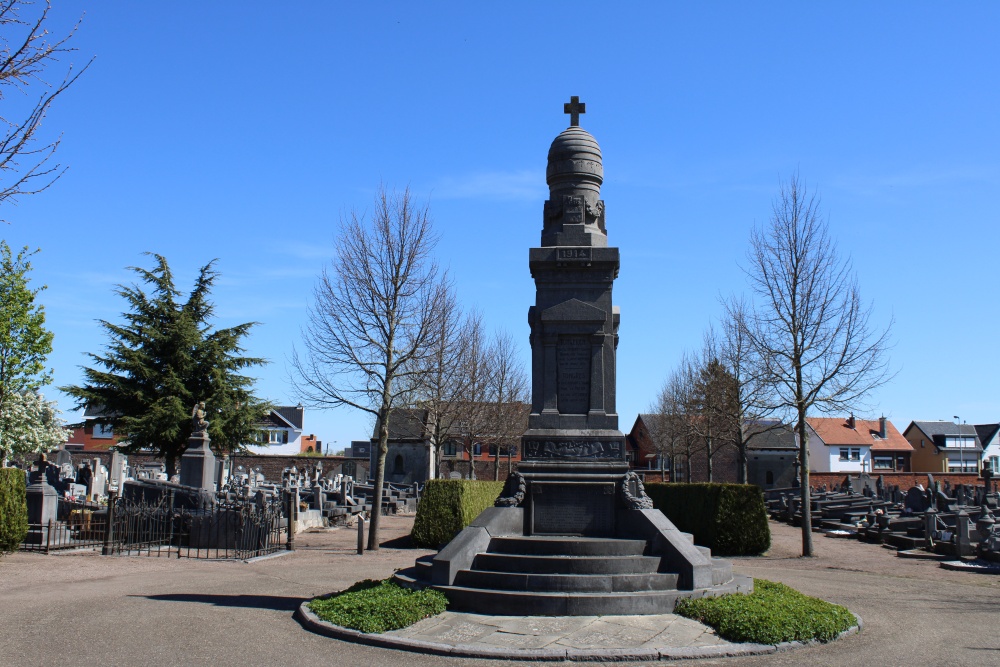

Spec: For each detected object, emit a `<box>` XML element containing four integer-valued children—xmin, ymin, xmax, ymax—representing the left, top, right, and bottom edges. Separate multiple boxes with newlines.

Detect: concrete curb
<box><xmin>295</xmin><ymin>602</ymin><xmax>863</xmax><ymax>661</ymax></box>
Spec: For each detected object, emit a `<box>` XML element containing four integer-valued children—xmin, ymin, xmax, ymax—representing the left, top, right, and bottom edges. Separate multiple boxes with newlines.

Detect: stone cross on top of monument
<box><xmin>563</xmin><ymin>95</ymin><xmax>585</xmax><ymax>127</ymax></box>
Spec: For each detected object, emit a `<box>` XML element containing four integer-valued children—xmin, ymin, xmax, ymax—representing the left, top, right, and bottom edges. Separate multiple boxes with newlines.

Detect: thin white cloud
<box><xmin>432</xmin><ymin>169</ymin><xmax>546</xmax><ymax>201</ymax></box>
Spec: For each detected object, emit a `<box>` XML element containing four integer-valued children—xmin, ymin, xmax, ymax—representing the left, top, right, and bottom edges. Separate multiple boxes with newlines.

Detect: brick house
<box><xmin>904</xmin><ymin>420</ymin><xmax>982</xmax><ymax>473</ymax></box>
<box><xmin>807</xmin><ymin>416</ymin><xmax>912</xmax><ymax>473</ymax></box>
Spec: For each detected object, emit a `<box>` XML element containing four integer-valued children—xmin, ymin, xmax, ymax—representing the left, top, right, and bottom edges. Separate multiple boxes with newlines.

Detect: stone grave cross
<box><xmin>563</xmin><ymin>95</ymin><xmax>585</xmax><ymax>126</ymax></box>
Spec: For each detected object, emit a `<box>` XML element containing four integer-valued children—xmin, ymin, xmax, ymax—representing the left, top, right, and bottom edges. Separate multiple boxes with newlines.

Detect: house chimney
<box><xmin>848</xmin><ymin>414</ymin><xmax>856</xmax><ymax>429</ymax></box>
<box><xmin>879</xmin><ymin>416</ymin><xmax>886</xmax><ymax>439</ymax></box>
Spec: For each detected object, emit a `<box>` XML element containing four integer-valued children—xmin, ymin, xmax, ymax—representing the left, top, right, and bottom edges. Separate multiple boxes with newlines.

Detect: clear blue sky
<box><xmin>4</xmin><ymin>2</ymin><xmax>999</xmax><ymax>451</ymax></box>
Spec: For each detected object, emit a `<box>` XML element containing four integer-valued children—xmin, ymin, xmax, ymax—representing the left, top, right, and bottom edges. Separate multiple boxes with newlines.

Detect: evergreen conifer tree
<box><xmin>64</xmin><ymin>254</ymin><xmax>269</xmax><ymax>475</ymax></box>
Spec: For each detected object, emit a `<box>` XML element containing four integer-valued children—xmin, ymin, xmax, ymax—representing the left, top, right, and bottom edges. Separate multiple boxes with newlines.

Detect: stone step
<box><xmin>453</xmin><ymin>569</ymin><xmax>679</xmax><ymax>593</ymax></box>
<box><xmin>472</xmin><ymin>553</ymin><xmax>662</xmax><ymax>575</ymax></box>
<box><xmin>488</xmin><ymin>536</ymin><xmax>648</xmax><ymax>557</ymax></box>
<box><xmin>711</xmin><ymin>558</ymin><xmax>732</xmax><ymax>586</ymax></box>
<box><xmin>437</xmin><ymin>576</ymin><xmax>751</xmax><ymax>616</ymax></box>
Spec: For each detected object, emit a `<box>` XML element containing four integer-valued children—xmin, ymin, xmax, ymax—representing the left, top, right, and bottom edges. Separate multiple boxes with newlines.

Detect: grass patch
<box><xmin>675</xmin><ymin>579</ymin><xmax>855</xmax><ymax>644</ymax></box>
<box><xmin>308</xmin><ymin>579</ymin><xmax>448</xmax><ymax>633</ymax></box>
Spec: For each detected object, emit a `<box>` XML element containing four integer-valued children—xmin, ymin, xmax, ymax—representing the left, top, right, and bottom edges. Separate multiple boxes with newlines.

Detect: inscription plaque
<box><xmin>531</xmin><ymin>482</ymin><xmax>615</xmax><ymax>536</ymax></box>
<box><xmin>557</xmin><ymin>336</ymin><xmax>591</xmax><ymax>414</ymax></box>
<box><xmin>522</xmin><ymin>438</ymin><xmax>623</xmax><ymax>460</ymax></box>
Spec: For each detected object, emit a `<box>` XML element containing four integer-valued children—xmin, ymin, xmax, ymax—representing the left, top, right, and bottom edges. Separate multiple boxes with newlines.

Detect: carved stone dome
<box><xmin>546</xmin><ymin>126</ymin><xmax>603</xmax><ymax>199</ymax></box>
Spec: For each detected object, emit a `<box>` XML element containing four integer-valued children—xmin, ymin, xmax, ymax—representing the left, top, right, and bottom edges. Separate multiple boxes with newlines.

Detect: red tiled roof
<box><xmin>807</xmin><ymin>417</ymin><xmax>913</xmax><ymax>452</ymax></box>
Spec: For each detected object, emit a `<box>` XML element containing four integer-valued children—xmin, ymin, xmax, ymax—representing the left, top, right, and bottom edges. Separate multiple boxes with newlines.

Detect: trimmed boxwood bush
<box><xmin>645</xmin><ymin>482</ymin><xmax>770</xmax><ymax>556</ymax></box>
<box><xmin>411</xmin><ymin>479</ymin><xmax>504</xmax><ymax>548</ymax></box>
<box><xmin>309</xmin><ymin>578</ymin><xmax>448</xmax><ymax>633</ymax></box>
<box><xmin>676</xmin><ymin>579</ymin><xmax>855</xmax><ymax>644</ymax></box>
<box><xmin>1</xmin><ymin>467</ymin><xmax>29</xmax><ymax>555</ymax></box>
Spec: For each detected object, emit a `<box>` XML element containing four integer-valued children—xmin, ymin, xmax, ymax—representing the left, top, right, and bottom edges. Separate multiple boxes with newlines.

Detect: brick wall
<box><xmin>806</xmin><ymin>471</ymin><xmax>988</xmax><ymax>491</ymax></box>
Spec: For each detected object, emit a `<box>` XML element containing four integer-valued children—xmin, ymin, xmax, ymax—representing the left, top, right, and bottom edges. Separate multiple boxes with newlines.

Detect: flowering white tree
<box><xmin>0</xmin><ymin>389</ymin><xmax>68</xmax><ymax>465</ymax></box>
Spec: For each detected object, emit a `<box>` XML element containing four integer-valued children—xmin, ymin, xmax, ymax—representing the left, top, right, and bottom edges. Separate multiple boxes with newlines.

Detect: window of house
<box><xmin>850</xmin><ymin>448</ymin><xmax>861</xmax><ymax>461</ymax></box>
<box><xmin>93</xmin><ymin>423</ymin><xmax>114</xmax><ymax>439</ymax></box>
<box><xmin>989</xmin><ymin>456</ymin><xmax>1000</xmax><ymax>473</ymax></box>
<box><xmin>268</xmin><ymin>430</ymin><xmax>288</xmax><ymax>444</ymax></box>
<box><xmin>947</xmin><ymin>457</ymin><xmax>977</xmax><ymax>473</ymax></box>
<box><xmin>473</xmin><ymin>442</ymin><xmax>482</xmax><ymax>456</ymax></box>
<box><xmin>488</xmin><ymin>443</ymin><xmax>498</xmax><ymax>456</ymax></box>
<box><xmin>839</xmin><ymin>448</ymin><xmax>850</xmax><ymax>462</ymax></box>
<box><xmin>393</xmin><ymin>454</ymin><xmax>405</xmax><ymax>475</ymax></box>
<box><xmin>442</xmin><ymin>441</ymin><xmax>457</xmax><ymax>458</ymax></box>
<box><xmin>765</xmin><ymin>471</ymin><xmax>774</xmax><ymax>485</ymax></box>
<box><xmin>873</xmin><ymin>456</ymin><xmax>894</xmax><ymax>469</ymax></box>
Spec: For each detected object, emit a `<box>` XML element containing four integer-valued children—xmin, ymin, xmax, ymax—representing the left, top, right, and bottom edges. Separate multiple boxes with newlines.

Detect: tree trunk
<box><xmin>706</xmin><ymin>434</ymin><xmax>713</xmax><ymax>482</ymax></box>
<box><xmin>493</xmin><ymin>446</ymin><xmax>500</xmax><ymax>481</ymax></box>
<box><xmin>368</xmin><ymin>411</ymin><xmax>389</xmax><ymax>551</ymax></box>
<box><xmin>737</xmin><ymin>442</ymin><xmax>748</xmax><ymax>484</ymax></box>
<box><xmin>797</xmin><ymin>407</ymin><xmax>813</xmax><ymax>557</ymax></box>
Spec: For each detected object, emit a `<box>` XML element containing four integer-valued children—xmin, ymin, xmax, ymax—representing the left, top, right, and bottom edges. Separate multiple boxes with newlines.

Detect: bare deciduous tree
<box><xmin>650</xmin><ymin>355</ymin><xmax>697</xmax><ymax>482</ymax></box>
<box><xmin>718</xmin><ymin>298</ymin><xmax>781</xmax><ymax>483</ymax></box>
<box><xmin>740</xmin><ymin>175</ymin><xmax>893</xmax><ymax>557</ymax></box>
<box><xmin>416</xmin><ymin>288</ymin><xmax>468</xmax><ymax>479</ymax></box>
<box><xmin>292</xmin><ymin>186</ymin><xmax>448</xmax><ymax>551</ymax></box>
<box><xmin>486</xmin><ymin>330</ymin><xmax>529</xmax><ymax>480</ymax></box>
<box><xmin>0</xmin><ymin>1</ymin><xmax>91</xmax><ymax>215</ymax></box>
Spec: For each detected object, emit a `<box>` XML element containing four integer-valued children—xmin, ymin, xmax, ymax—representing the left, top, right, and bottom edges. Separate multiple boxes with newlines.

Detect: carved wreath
<box><xmin>620</xmin><ymin>471</ymin><xmax>654</xmax><ymax>510</ymax></box>
<box><xmin>495</xmin><ymin>472</ymin><xmax>526</xmax><ymax>508</ymax></box>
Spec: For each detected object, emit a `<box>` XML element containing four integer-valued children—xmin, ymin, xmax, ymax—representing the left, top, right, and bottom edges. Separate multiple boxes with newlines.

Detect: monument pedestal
<box><xmin>179</xmin><ymin>433</ymin><xmax>216</xmax><ymax>492</ymax></box>
<box><xmin>24</xmin><ymin>478</ymin><xmax>60</xmax><ymax>544</ymax></box>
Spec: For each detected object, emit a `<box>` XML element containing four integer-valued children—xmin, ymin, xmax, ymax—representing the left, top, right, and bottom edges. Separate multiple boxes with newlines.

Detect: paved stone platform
<box><xmin>295</xmin><ymin>605</ymin><xmax>824</xmax><ymax>660</ymax></box>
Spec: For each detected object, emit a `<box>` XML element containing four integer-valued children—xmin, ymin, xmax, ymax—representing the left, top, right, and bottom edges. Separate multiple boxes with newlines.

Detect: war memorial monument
<box><xmin>398</xmin><ymin>98</ymin><xmax>750</xmax><ymax>615</ymax></box>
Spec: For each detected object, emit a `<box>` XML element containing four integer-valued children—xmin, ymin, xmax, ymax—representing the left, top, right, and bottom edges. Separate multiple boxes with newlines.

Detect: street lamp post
<box><xmin>953</xmin><ymin>415</ymin><xmax>963</xmax><ymax>475</ymax></box>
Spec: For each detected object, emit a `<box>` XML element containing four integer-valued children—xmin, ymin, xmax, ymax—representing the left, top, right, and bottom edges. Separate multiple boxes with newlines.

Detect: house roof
<box><xmin>807</xmin><ymin>417</ymin><xmax>913</xmax><ymax>452</ymax></box>
<box><xmin>974</xmin><ymin>423</ymin><xmax>1000</xmax><ymax>447</ymax></box>
<box><xmin>745</xmin><ymin>421</ymin><xmax>798</xmax><ymax>450</ymax></box>
<box><xmin>633</xmin><ymin>414</ymin><xmax>799</xmax><ymax>451</ymax></box>
<box><xmin>373</xmin><ymin>408</ymin><xmax>430</xmax><ymax>441</ymax></box>
<box><xmin>273</xmin><ymin>405</ymin><xmax>304</xmax><ymax>430</ymax></box>
<box><xmin>907</xmin><ymin>420</ymin><xmax>982</xmax><ymax>452</ymax></box>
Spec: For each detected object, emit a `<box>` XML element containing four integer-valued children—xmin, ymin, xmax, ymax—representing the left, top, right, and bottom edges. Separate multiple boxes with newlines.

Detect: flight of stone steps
<box><xmin>396</xmin><ymin>533</ymin><xmax>745</xmax><ymax>616</ymax></box>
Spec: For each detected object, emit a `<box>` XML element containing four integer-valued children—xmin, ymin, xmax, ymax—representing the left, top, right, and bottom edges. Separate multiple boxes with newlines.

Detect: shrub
<box><xmin>675</xmin><ymin>579</ymin><xmax>855</xmax><ymax>644</ymax></box>
<box><xmin>411</xmin><ymin>479</ymin><xmax>504</xmax><ymax>548</ymax></box>
<box><xmin>645</xmin><ymin>482</ymin><xmax>770</xmax><ymax>556</ymax></box>
<box><xmin>0</xmin><ymin>467</ymin><xmax>29</xmax><ymax>554</ymax></box>
<box><xmin>308</xmin><ymin>578</ymin><xmax>448</xmax><ymax>633</ymax></box>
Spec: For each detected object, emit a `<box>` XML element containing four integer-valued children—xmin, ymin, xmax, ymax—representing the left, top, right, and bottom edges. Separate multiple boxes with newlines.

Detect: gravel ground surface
<box><xmin>1</xmin><ymin>516</ymin><xmax>998</xmax><ymax>666</ymax></box>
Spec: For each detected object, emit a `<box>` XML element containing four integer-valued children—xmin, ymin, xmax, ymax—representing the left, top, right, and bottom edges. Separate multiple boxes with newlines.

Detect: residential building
<box><xmin>243</xmin><ymin>405</ymin><xmax>305</xmax><ymax>456</ymax></box>
<box><xmin>903</xmin><ymin>420</ymin><xmax>981</xmax><ymax>473</ymax></box>
<box><xmin>974</xmin><ymin>423</ymin><xmax>999</xmax><ymax>474</ymax></box>
<box><xmin>64</xmin><ymin>405</ymin><xmax>122</xmax><ymax>452</ymax></box>
<box><xmin>807</xmin><ymin>416</ymin><xmax>912</xmax><ymax>473</ymax></box>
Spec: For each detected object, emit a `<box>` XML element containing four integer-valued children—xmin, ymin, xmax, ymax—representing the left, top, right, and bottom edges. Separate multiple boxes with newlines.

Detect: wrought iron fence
<box><xmin>22</xmin><ymin>492</ymin><xmax>289</xmax><ymax>560</ymax></box>
<box><xmin>104</xmin><ymin>492</ymin><xmax>288</xmax><ymax>559</ymax></box>
<box><xmin>20</xmin><ymin>498</ymin><xmax>109</xmax><ymax>553</ymax></box>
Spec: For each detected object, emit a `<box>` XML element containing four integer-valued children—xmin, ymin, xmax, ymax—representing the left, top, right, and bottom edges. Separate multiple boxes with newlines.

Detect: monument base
<box><xmin>179</xmin><ymin>433</ymin><xmax>216</xmax><ymax>492</ymax></box>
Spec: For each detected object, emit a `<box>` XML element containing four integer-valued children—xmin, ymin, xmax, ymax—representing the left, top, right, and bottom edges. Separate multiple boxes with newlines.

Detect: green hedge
<box><xmin>309</xmin><ymin>579</ymin><xmax>448</xmax><ymax>633</ymax></box>
<box><xmin>411</xmin><ymin>479</ymin><xmax>504</xmax><ymax>548</ymax></box>
<box><xmin>0</xmin><ymin>468</ymin><xmax>28</xmax><ymax>555</ymax></box>
<box><xmin>676</xmin><ymin>579</ymin><xmax>855</xmax><ymax>644</ymax></box>
<box><xmin>645</xmin><ymin>482</ymin><xmax>770</xmax><ymax>556</ymax></box>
